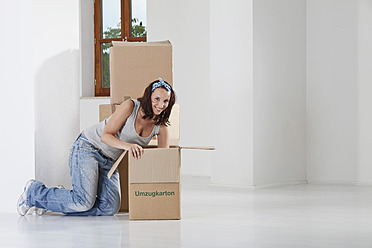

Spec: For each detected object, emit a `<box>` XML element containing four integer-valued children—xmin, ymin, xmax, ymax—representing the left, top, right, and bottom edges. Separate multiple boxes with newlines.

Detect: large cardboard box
<box><xmin>110</xmin><ymin>147</ymin><xmax>181</xmax><ymax>220</ymax></box>
<box><xmin>109</xmin><ymin>41</ymin><xmax>173</xmax><ymax>104</ymax></box>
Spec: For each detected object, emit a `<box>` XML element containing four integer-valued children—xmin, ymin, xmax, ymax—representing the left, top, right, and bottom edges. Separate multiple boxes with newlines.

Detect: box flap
<box><xmin>111</xmin><ymin>40</ymin><xmax>171</xmax><ymax>47</ymax></box>
<box><xmin>129</xmin><ymin>148</ymin><xmax>180</xmax><ymax>183</ymax></box>
<box><xmin>109</xmin><ymin>40</ymin><xmax>173</xmax><ymax>104</ymax></box>
<box><xmin>107</xmin><ymin>146</ymin><xmax>214</xmax><ymax>180</ymax></box>
<box><xmin>107</xmin><ymin>150</ymin><xmax>127</xmax><ymax>179</ymax></box>
<box><xmin>180</xmin><ymin>146</ymin><xmax>215</xmax><ymax>150</ymax></box>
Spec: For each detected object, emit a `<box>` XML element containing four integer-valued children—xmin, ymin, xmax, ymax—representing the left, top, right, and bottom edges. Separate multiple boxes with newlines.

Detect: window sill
<box><xmin>80</xmin><ymin>96</ymin><xmax>110</xmax><ymax>100</ymax></box>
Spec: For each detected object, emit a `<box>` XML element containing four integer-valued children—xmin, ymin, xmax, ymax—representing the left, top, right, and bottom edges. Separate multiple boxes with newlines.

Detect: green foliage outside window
<box><xmin>101</xmin><ymin>19</ymin><xmax>146</xmax><ymax>88</ymax></box>
<box><xmin>131</xmin><ymin>18</ymin><xmax>147</xmax><ymax>38</ymax></box>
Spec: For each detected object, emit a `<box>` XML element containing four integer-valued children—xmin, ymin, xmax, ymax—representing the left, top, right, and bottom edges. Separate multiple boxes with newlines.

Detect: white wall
<box><xmin>307</xmin><ymin>0</ymin><xmax>372</xmax><ymax>184</ymax></box>
<box><xmin>33</xmin><ymin>0</ymin><xmax>80</xmax><ymax>189</ymax></box>
<box><xmin>357</xmin><ymin>0</ymin><xmax>372</xmax><ymax>183</ymax></box>
<box><xmin>209</xmin><ymin>0</ymin><xmax>254</xmax><ymax>186</ymax></box>
<box><xmin>147</xmin><ymin>0</ymin><xmax>372</xmax><ymax>186</ymax></box>
<box><xmin>80</xmin><ymin>0</ymin><xmax>95</xmax><ymax>97</ymax></box>
<box><xmin>148</xmin><ymin>0</ymin><xmax>307</xmax><ymax>187</ymax></box>
<box><xmin>80</xmin><ymin>97</ymin><xmax>110</xmax><ymax>132</ymax></box>
<box><xmin>0</xmin><ymin>1</ymin><xmax>35</xmax><ymax>213</ymax></box>
<box><xmin>253</xmin><ymin>0</ymin><xmax>307</xmax><ymax>186</ymax></box>
<box><xmin>147</xmin><ymin>0</ymin><xmax>212</xmax><ymax>177</ymax></box>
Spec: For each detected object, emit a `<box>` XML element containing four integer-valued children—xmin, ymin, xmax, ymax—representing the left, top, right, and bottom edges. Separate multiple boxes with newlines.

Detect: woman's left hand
<box><xmin>127</xmin><ymin>143</ymin><xmax>144</xmax><ymax>159</ymax></box>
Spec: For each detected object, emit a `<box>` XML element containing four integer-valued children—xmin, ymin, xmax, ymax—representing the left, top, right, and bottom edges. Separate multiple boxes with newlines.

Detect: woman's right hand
<box><xmin>125</xmin><ymin>143</ymin><xmax>144</xmax><ymax>159</ymax></box>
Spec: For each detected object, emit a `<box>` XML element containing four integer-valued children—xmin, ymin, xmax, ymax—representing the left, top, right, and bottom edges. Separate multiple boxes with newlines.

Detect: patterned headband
<box><xmin>151</xmin><ymin>78</ymin><xmax>172</xmax><ymax>93</ymax></box>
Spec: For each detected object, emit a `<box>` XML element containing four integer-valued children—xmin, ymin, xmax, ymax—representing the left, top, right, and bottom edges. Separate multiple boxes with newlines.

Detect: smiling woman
<box><xmin>138</xmin><ymin>78</ymin><xmax>175</xmax><ymax>126</ymax></box>
<box><xmin>17</xmin><ymin>78</ymin><xmax>176</xmax><ymax>217</ymax></box>
<box><xmin>98</xmin><ymin>78</ymin><xmax>176</xmax><ymax>157</ymax></box>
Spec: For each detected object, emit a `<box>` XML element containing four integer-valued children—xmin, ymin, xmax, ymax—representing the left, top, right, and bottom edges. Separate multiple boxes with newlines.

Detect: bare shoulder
<box><xmin>157</xmin><ymin>124</ymin><xmax>170</xmax><ymax>148</ymax></box>
<box><xmin>117</xmin><ymin>99</ymin><xmax>135</xmax><ymax>111</ymax></box>
<box><xmin>114</xmin><ymin>99</ymin><xmax>135</xmax><ymax>118</ymax></box>
<box><xmin>103</xmin><ymin>99</ymin><xmax>135</xmax><ymax>135</ymax></box>
<box><xmin>158</xmin><ymin>124</ymin><xmax>169</xmax><ymax>134</ymax></box>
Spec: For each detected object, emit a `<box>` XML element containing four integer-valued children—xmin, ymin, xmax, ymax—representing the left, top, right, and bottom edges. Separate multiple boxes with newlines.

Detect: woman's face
<box><xmin>151</xmin><ymin>87</ymin><xmax>171</xmax><ymax>116</ymax></box>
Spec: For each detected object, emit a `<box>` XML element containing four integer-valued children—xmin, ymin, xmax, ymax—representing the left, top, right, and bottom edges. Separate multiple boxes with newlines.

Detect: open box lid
<box><xmin>107</xmin><ymin>146</ymin><xmax>214</xmax><ymax>180</ymax></box>
<box><xmin>106</xmin><ymin>104</ymin><xmax>215</xmax><ymax>179</ymax></box>
<box><xmin>110</xmin><ymin>40</ymin><xmax>173</xmax><ymax>104</ymax></box>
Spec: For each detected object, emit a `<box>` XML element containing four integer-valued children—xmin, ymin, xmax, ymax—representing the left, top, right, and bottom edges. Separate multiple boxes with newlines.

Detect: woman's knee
<box><xmin>101</xmin><ymin>196</ymin><xmax>121</xmax><ymax>216</ymax></box>
<box><xmin>73</xmin><ymin>194</ymin><xmax>96</xmax><ymax>212</ymax></box>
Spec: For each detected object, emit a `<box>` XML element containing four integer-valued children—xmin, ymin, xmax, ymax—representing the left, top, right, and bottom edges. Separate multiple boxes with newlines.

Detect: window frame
<box><xmin>94</xmin><ymin>0</ymin><xmax>146</xmax><ymax>96</ymax></box>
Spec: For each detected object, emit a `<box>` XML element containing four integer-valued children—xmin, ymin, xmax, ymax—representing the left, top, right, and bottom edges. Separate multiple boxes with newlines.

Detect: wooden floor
<box><xmin>2</xmin><ymin>176</ymin><xmax>372</xmax><ymax>247</ymax></box>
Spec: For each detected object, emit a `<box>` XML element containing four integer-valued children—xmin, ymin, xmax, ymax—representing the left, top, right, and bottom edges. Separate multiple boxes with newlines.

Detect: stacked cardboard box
<box><xmin>109</xmin><ymin>41</ymin><xmax>173</xmax><ymax>104</ymax></box>
<box><xmin>102</xmin><ymin>41</ymin><xmax>213</xmax><ymax>220</ymax></box>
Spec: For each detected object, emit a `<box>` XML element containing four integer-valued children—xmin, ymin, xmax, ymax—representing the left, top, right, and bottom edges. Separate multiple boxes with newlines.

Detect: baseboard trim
<box><xmin>252</xmin><ymin>180</ymin><xmax>308</xmax><ymax>189</ymax></box>
<box><xmin>208</xmin><ymin>180</ymin><xmax>308</xmax><ymax>190</ymax></box>
<box><xmin>307</xmin><ymin>180</ymin><xmax>372</xmax><ymax>186</ymax></box>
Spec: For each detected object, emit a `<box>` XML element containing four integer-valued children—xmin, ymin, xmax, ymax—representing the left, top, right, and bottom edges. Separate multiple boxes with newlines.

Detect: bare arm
<box><xmin>157</xmin><ymin>124</ymin><xmax>170</xmax><ymax>148</ymax></box>
<box><xmin>101</xmin><ymin>100</ymin><xmax>143</xmax><ymax>159</ymax></box>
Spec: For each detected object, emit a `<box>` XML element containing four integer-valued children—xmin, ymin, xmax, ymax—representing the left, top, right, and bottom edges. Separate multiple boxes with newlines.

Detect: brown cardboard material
<box><xmin>129</xmin><ymin>183</ymin><xmax>180</xmax><ymax>220</ymax></box>
<box><xmin>117</xmin><ymin>151</ymin><xmax>129</xmax><ymax>212</ymax></box>
<box><xmin>99</xmin><ymin>104</ymin><xmax>118</xmax><ymax>122</ymax></box>
<box><xmin>129</xmin><ymin>148</ymin><xmax>180</xmax><ymax>184</ymax></box>
<box><xmin>128</xmin><ymin>147</ymin><xmax>181</xmax><ymax>220</ymax></box>
<box><xmin>109</xmin><ymin>147</ymin><xmax>181</xmax><ymax>219</ymax></box>
<box><xmin>109</xmin><ymin>41</ymin><xmax>173</xmax><ymax>104</ymax></box>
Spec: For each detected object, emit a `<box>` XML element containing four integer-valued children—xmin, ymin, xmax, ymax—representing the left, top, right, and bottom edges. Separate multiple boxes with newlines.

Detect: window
<box><xmin>94</xmin><ymin>0</ymin><xmax>147</xmax><ymax>96</ymax></box>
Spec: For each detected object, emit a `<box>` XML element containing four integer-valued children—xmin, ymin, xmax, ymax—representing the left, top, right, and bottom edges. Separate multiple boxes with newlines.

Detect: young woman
<box><xmin>17</xmin><ymin>78</ymin><xmax>176</xmax><ymax>216</ymax></box>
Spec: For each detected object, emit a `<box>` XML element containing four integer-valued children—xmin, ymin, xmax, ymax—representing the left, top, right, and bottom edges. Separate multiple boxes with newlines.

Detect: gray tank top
<box><xmin>84</xmin><ymin>99</ymin><xmax>161</xmax><ymax>160</ymax></box>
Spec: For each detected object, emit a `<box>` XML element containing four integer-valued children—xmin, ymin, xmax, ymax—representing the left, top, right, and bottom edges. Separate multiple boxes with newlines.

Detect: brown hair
<box><xmin>137</xmin><ymin>79</ymin><xmax>176</xmax><ymax>126</ymax></box>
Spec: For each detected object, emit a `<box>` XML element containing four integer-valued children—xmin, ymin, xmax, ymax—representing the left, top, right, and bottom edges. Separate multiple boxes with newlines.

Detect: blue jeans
<box><xmin>27</xmin><ymin>133</ymin><xmax>121</xmax><ymax>216</ymax></box>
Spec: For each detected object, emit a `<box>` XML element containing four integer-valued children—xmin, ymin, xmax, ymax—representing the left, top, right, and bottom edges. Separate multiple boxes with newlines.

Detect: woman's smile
<box><xmin>151</xmin><ymin>88</ymin><xmax>170</xmax><ymax>115</ymax></box>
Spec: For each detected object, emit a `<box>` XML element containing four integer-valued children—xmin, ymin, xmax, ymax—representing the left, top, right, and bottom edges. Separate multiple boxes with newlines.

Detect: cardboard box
<box><xmin>110</xmin><ymin>147</ymin><xmax>181</xmax><ymax>220</ymax></box>
<box><xmin>109</xmin><ymin>41</ymin><xmax>173</xmax><ymax>104</ymax></box>
<box><xmin>102</xmin><ymin>104</ymin><xmax>213</xmax><ymax>220</ymax></box>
